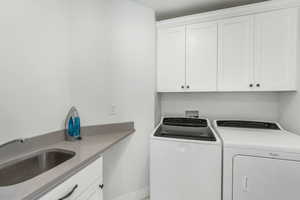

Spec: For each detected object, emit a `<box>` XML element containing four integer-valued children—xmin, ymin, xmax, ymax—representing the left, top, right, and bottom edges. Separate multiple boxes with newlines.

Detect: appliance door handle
<box><xmin>58</xmin><ymin>184</ymin><xmax>78</xmax><ymax>200</ymax></box>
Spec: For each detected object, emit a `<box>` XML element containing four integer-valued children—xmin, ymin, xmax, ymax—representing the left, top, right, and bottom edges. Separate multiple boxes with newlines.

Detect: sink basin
<box><xmin>0</xmin><ymin>149</ymin><xmax>75</xmax><ymax>186</ymax></box>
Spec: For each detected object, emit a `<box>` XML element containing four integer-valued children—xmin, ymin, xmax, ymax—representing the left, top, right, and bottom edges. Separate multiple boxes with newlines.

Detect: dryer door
<box><xmin>233</xmin><ymin>155</ymin><xmax>300</xmax><ymax>200</ymax></box>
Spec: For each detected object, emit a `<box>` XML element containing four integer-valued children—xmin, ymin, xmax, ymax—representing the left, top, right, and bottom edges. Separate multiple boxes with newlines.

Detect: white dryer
<box><xmin>150</xmin><ymin>117</ymin><xmax>222</xmax><ymax>200</ymax></box>
<box><xmin>213</xmin><ymin>120</ymin><xmax>300</xmax><ymax>200</ymax></box>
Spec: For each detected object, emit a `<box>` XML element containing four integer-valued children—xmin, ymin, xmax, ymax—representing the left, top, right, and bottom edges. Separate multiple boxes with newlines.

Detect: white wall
<box><xmin>0</xmin><ymin>0</ymin><xmax>72</xmax><ymax>143</ymax></box>
<box><xmin>0</xmin><ymin>0</ymin><xmax>117</xmax><ymax>145</ymax></box>
<box><xmin>104</xmin><ymin>1</ymin><xmax>156</xmax><ymax>199</ymax></box>
<box><xmin>69</xmin><ymin>0</ymin><xmax>113</xmax><ymax>126</ymax></box>
<box><xmin>0</xmin><ymin>1</ymin><xmax>155</xmax><ymax>200</ymax></box>
<box><xmin>279</xmin><ymin>91</ymin><xmax>300</xmax><ymax>133</ymax></box>
<box><xmin>160</xmin><ymin>92</ymin><xmax>280</xmax><ymax>122</ymax></box>
<box><xmin>277</xmin><ymin>5</ymin><xmax>300</xmax><ymax>134</ymax></box>
<box><xmin>68</xmin><ymin>2</ymin><xmax>156</xmax><ymax>199</ymax></box>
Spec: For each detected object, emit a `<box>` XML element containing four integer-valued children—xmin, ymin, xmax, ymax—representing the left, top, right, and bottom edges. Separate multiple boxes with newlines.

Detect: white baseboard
<box><xmin>112</xmin><ymin>187</ymin><xmax>149</xmax><ymax>200</ymax></box>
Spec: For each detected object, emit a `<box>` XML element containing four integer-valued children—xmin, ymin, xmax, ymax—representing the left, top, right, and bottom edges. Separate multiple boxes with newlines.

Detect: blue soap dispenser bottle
<box><xmin>65</xmin><ymin>107</ymin><xmax>81</xmax><ymax>141</ymax></box>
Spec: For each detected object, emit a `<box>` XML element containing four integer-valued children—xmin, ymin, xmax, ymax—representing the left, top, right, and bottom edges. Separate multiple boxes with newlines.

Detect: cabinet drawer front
<box><xmin>75</xmin><ymin>180</ymin><xmax>103</xmax><ymax>200</ymax></box>
<box><xmin>39</xmin><ymin>157</ymin><xmax>103</xmax><ymax>200</ymax></box>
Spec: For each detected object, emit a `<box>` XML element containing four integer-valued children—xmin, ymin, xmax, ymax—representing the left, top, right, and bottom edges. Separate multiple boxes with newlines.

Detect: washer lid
<box><xmin>162</xmin><ymin>117</ymin><xmax>208</xmax><ymax>127</ymax></box>
<box><xmin>154</xmin><ymin>117</ymin><xmax>217</xmax><ymax>141</ymax></box>
<box><xmin>214</xmin><ymin>120</ymin><xmax>300</xmax><ymax>152</ymax></box>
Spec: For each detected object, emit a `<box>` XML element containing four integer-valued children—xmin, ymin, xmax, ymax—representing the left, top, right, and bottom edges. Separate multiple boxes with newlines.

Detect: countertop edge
<box><xmin>0</xmin><ymin>122</ymin><xmax>135</xmax><ymax>200</ymax></box>
<box><xmin>27</xmin><ymin>128</ymin><xmax>135</xmax><ymax>200</ymax></box>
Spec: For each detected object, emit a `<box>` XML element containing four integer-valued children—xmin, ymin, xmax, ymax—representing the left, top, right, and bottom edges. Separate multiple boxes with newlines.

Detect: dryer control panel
<box><xmin>216</xmin><ymin>120</ymin><xmax>281</xmax><ymax>130</ymax></box>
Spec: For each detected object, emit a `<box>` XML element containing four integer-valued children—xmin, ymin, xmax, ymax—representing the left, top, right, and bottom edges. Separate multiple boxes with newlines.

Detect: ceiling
<box><xmin>134</xmin><ymin>0</ymin><xmax>269</xmax><ymax>20</ymax></box>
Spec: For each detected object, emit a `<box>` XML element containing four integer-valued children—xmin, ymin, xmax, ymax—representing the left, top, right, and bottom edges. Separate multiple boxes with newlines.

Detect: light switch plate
<box><xmin>110</xmin><ymin>105</ymin><xmax>117</xmax><ymax>116</ymax></box>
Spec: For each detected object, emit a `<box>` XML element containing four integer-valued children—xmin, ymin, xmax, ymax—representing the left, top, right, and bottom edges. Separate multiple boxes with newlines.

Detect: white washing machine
<box><xmin>213</xmin><ymin>120</ymin><xmax>300</xmax><ymax>200</ymax></box>
<box><xmin>150</xmin><ymin>117</ymin><xmax>222</xmax><ymax>200</ymax></box>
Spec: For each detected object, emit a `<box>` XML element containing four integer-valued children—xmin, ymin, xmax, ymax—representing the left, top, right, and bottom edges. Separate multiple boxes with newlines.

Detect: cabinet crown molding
<box><xmin>157</xmin><ymin>0</ymin><xmax>300</xmax><ymax>28</ymax></box>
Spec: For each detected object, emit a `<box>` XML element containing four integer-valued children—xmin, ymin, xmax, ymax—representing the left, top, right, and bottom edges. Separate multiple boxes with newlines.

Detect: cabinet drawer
<box><xmin>75</xmin><ymin>179</ymin><xmax>103</xmax><ymax>200</ymax></box>
<box><xmin>39</xmin><ymin>157</ymin><xmax>103</xmax><ymax>200</ymax></box>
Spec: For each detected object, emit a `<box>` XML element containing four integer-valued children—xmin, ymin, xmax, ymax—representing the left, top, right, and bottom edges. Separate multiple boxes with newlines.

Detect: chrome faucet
<box><xmin>0</xmin><ymin>139</ymin><xmax>25</xmax><ymax>149</ymax></box>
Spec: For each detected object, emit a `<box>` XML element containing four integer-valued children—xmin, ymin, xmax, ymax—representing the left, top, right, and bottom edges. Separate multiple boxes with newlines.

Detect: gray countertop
<box><xmin>0</xmin><ymin>122</ymin><xmax>135</xmax><ymax>200</ymax></box>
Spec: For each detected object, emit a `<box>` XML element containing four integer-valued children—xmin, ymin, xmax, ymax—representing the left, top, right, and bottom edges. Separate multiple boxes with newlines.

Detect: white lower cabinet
<box><xmin>38</xmin><ymin>157</ymin><xmax>103</xmax><ymax>200</ymax></box>
<box><xmin>76</xmin><ymin>181</ymin><xmax>103</xmax><ymax>200</ymax></box>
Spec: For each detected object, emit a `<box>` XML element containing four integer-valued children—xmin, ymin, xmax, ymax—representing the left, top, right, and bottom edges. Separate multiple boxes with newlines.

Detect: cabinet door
<box><xmin>38</xmin><ymin>157</ymin><xmax>103</xmax><ymax>200</ymax></box>
<box><xmin>87</xmin><ymin>190</ymin><xmax>102</xmax><ymax>200</ymax></box>
<box><xmin>254</xmin><ymin>8</ymin><xmax>298</xmax><ymax>91</ymax></box>
<box><xmin>77</xmin><ymin>182</ymin><xmax>103</xmax><ymax>200</ymax></box>
<box><xmin>233</xmin><ymin>156</ymin><xmax>300</xmax><ymax>200</ymax></box>
<box><xmin>218</xmin><ymin>16</ymin><xmax>254</xmax><ymax>91</ymax></box>
<box><xmin>186</xmin><ymin>22</ymin><xmax>218</xmax><ymax>91</ymax></box>
<box><xmin>157</xmin><ymin>26</ymin><xmax>186</xmax><ymax>92</ymax></box>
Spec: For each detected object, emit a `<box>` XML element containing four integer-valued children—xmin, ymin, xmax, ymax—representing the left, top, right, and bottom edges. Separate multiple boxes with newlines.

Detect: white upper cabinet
<box><xmin>186</xmin><ymin>22</ymin><xmax>218</xmax><ymax>92</ymax></box>
<box><xmin>157</xmin><ymin>26</ymin><xmax>186</xmax><ymax>92</ymax></box>
<box><xmin>156</xmin><ymin>5</ymin><xmax>299</xmax><ymax>92</ymax></box>
<box><xmin>254</xmin><ymin>8</ymin><xmax>298</xmax><ymax>91</ymax></box>
<box><xmin>218</xmin><ymin>16</ymin><xmax>254</xmax><ymax>91</ymax></box>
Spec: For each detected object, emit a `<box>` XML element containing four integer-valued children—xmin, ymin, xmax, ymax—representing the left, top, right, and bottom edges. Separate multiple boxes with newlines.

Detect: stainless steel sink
<box><xmin>0</xmin><ymin>149</ymin><xmax>75</xmax><ymax>186</ymax></box>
